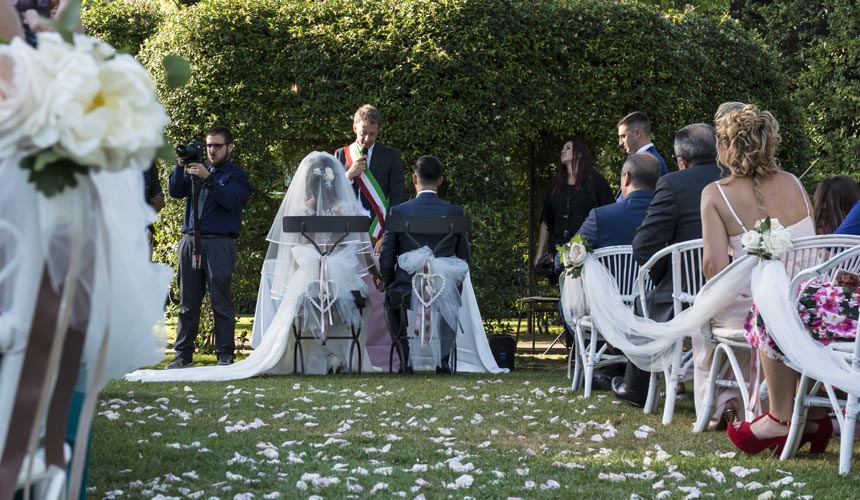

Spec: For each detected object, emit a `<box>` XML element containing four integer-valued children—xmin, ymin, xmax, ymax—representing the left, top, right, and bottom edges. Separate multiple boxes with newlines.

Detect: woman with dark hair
<box><xmin>534</xmin><ymin>138</ymin><xmax>614</xmax><ymax>277</ymax></box>
<box><xmin>813</xmin><ymin>175</ymin><xmax>859</xmax><ymax>235</ymax></box>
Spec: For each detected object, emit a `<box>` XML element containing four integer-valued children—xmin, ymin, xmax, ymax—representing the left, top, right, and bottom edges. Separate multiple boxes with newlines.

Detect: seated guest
<box><xmin>577</xmin><ymin>153</ymin><xmax>660</xmax><ymax>249</ymax></box>
<box><xmin>573</xmin><ymin>153</ymin><xmax>659</xmax><ymax>389</ymax></box>
<box><xmin>612</xmin><ymin>123</ymin><xmax>725</xmax><ymax>407</ymax></box>
<box><xmin>699</xmin><ymin>103</ymin><xmax>833</xmax><ymax>454</ymax></box>
<box><xmin>813</xmin><ymin>175</ymin><xmax>859</xmax><ymax>235</ymax></box>
<box><xmin>380</xmin><ymin>156</ymin><xmax>470</xmax><ymax>374</ymax></box>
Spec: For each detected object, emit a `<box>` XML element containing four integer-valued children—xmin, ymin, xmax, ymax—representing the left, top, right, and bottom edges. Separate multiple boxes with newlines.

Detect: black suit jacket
<box><xmin>379</xmin><ymin>192</ymin><xmax>470</xmax><ymax>297</ymax></box>
<box><xmin>335</xmin><ymin>143</ymin><xmax>405</xmax><ymax>213</ymax></box>
<box><xmin>632</xmin><ymin>162</ymin><xmax>724</xmax><ymax>321</ymax></box>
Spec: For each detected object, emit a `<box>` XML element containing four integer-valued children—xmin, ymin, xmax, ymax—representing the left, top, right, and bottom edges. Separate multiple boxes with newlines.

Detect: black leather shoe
<box><xmin>591</xmin><ymin>372</ymin><xmax>615</xmax><ymax>392</ymax></box>
<box><xmin>399</xmin><ymin>365</ymin><xmax>414</xmax><ymax>375</ymax></box>
<box><xmin>611</xmin><ymin>376</ymin><xmax>647</xmax><ymax>407</ymax></box>
<box><xmin>435</xmin><ymin>364</ymin><xmax>453</xmax><ymax>375</ymax></box>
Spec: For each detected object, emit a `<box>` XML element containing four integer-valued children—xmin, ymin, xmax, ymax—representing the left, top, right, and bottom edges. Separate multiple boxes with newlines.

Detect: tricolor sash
<box><xmin>344</xmin><ymin>143</ymin><xmax>389</xmax><ymax>239</ymax></box>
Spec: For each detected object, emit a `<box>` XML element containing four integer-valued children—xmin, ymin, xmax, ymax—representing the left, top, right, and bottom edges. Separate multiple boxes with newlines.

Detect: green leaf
<box><xmin>20</xmin><ymin>153</ymin><xmax>88</xmax><ymax>197</ymax></box>
<box><xmin>54</xmin><ymin>0</ymin><xmax>82</xmax><ymax>43</ymax></box>
<box><xmin>162</xmin><ymin>55</ymin><xmax>191</xmax><ymax>89</ymax></box>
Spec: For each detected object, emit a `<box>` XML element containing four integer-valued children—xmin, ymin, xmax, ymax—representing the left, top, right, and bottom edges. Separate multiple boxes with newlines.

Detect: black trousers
<box><xmin>174</xmin><ymin>235</ymin><xmax>237</xmax><ymax>360</ymax></box>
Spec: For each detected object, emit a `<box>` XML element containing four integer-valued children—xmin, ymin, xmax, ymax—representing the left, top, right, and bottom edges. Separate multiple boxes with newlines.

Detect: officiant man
<box><xmin>380</xmin><ymin>156</ymin><xmax>470</xmax><ymax>374</ymax></box>
<box><xmin>167</xmin><ymin>126</ymin><xmax>251</xmax><ymax>369</ymax></box>
<box><xmin>335</xmin><ymin>104</ymin><xmax>405</xmax><ymax>251</ymax></box>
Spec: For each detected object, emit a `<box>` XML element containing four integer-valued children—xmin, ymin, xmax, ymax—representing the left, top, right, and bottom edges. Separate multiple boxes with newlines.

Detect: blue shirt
<box><xmin>168</xmin><ymin>160</ymin><xmax>251</xmax><ymax>237</ymax></box>
<box><xmin>835</xmin><ymin>201</ymin><xmax>860</xmax><ymax>236</ymax></box>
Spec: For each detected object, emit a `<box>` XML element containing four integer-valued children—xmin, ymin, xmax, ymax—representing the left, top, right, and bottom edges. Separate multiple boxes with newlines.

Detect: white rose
<box><xmin>568</xmin><ymin>243</ymin><xmax>587</xmax><ymax>266</ymax></box>
<box><xmin>324</xmin><ymin>167</ymin><xmax>335</xmax><ymax>185</ymax></box>
<box><xmin>769</xmin><ymin>218</ymin><xmax>785</xmax><ymax>231</ymax></box>
<box><xmin>31</xmin><ymin>35</ymin><xmax>167</xmax><ymax>171</ymax></box>
<box><xmin>762</xmin><ymin>227</ymin><xmax>792</xmax><ymax>258</ymax></box>
<box><xmin>0</xmin><ymin>38</ymin><xmax>52</xmax><ymax>157</ymax></box>
<box><xmin>92</xmin><ymin>53</ymin><xmax>168</xmax><ymax>171</ymax></box>
<box><xmin>740</xmin><ymin>230</ymin><xmax>762</xmax><ymax>252</ymax></box>
<box><xmin>71</xmin><ymin>32</ymin><xmax>116</xmax><ymax>62</ymax></box>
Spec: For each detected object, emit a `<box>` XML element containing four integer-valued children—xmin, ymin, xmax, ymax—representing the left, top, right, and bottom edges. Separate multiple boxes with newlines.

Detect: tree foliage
<box><xmin>731</xmin><ymin>0</ymin><xmax>859</xmax><ymax>186</ymax></box>
<box><xmin>85</xmin><ymin>0</ymin><xmax>803</xmax><ymax>320</ymax></box>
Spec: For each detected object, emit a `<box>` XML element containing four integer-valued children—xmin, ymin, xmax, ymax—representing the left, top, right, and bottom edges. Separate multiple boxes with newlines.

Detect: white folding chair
<box><xmin>694</xmin><ymin>235</ymin><xmax>860</xmax><ymax>433</ymax></box>
<box><xmin>568</xmin><ymin>245</ymin><xmax>643</xmax><ymax>396</ymax></box>
<box><xmin>777</xmin><ymin>244</ymin><xmax>860</xmax><ymax>473</ymax></box>
<box><xmin>638</xmin><ymin>239</ymin><xmax>705</xmax><ymax>425</ymax></box>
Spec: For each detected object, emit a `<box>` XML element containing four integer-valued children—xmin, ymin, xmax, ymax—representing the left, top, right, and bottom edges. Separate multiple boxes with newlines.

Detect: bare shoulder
<box><xmin>700</xmin><ymin>181</ymin><xmax>722</xmax><ymax>205</ymax></box>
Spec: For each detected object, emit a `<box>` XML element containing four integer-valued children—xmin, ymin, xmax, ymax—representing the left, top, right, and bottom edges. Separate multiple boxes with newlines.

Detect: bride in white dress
<box><xmin>128</xmin><ymin>152</ymin><xmax>377</xmax><ymax>381</ymax></box>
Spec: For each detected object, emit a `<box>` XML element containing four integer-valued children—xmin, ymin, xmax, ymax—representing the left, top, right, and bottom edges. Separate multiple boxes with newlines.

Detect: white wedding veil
<box><xmin>252</xmin><ymin>151</ymin><xmax>373</xmax><ymax>347</ymax></box>
<box><xmin>128</xmin><ymin>151</ymin><xmax>375</xmax><ymax>382</ymax></box>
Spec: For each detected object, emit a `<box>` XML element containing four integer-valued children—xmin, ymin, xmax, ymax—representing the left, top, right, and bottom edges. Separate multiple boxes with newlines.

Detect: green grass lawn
<box><xmin>89</xmin><ymin>352</ymin><xmax>860</xmax><ymax>499</ymax></box>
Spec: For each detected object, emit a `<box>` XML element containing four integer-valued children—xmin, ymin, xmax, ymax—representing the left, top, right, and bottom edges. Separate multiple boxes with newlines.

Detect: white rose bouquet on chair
<box><xmin>741</xmin><ymin>217</ymin><xmax>793</xmax><ymax>261</ymax></box>
<box><xmin>0</xmin><ymin>32</ymin><xmax>170</xmax><ymax>196</ymax></box>
<box><xmin>557</xmin><ymin>233</ymin><xmax>592</xmax><ymax>279</ymax></box>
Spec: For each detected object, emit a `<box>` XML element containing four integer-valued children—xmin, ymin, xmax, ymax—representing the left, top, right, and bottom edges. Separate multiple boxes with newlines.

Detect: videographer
<box><xmin>167</xmin><ymin>126</ymin><xmax>251</xmax><ymax>368</ymax></box>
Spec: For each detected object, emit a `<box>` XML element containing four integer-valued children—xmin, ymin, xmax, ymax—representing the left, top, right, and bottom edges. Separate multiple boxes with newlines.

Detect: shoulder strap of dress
<box><xmin>715</xmin><ymin>182</ymin><xmax>748</xmax><ymax>232</ymax></box>
<box><xmin>788</xmin><ymin>173</ymin><xmax>811</xmax><ymax>217</ymax></box>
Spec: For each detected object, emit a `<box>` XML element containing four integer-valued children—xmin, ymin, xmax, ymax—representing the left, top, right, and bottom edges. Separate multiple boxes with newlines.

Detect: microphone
<box><xmin>361</xmin><ymin>146</ymin><xmax>368</xmax><ymax>156</ymax></box>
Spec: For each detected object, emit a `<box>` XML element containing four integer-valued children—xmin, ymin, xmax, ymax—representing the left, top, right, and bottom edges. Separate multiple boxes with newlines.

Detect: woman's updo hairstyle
<box><xmin>716</xmin><ymin>103</ymin><xmax>782</xmax><ymax>180</ymax></box>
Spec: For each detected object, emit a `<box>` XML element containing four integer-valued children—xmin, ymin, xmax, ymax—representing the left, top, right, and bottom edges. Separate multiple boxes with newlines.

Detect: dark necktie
<box><xmin>198</xmin><ymin>168</ymin><xmax>213</xmax><ymax>218</ymax></box>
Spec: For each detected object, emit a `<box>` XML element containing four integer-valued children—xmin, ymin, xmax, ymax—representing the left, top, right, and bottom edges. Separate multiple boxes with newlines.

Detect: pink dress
<box><xmin>694</xmin><ymin>175</ymin><xmax>814</xmax><ymax>421</ymax></box>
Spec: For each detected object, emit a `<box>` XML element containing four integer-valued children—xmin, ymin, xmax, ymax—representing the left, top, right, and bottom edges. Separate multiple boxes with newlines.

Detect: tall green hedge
<box><xmin>82</xmin><ymin>0</ymin><xmax>163</xmax><ymax>56</ymax></box>
<box><xmin>122</xmin><ymin>0</ymin><xmax>800</xmax><ymax>320</ymax></box>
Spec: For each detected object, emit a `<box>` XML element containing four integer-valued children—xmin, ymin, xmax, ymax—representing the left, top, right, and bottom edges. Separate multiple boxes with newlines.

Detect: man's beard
<box><xmin>210</xmin><ymin>153</ymin><xmax>230</xmax><ymax>167</ymax></box>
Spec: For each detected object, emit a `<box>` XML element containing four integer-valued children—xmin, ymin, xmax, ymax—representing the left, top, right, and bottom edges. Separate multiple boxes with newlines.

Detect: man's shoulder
<box><xmin>221</xmin><ymin>161</ymin><xmax>247</xmax><ymax>175</ymax></box>
<box><xmin>373</xmin><ymin>143</ymin><xmax>402</xmax><ymax>160</ymax></box>
<box><xmin>374</xmin><ymin>143</ymin><xmax>398</xmax><ymax>153</ymax></box>
<box><xmin>660</xmin><ymin>162</ymin><xmax>719</xmax><ymax>187</ymax></box>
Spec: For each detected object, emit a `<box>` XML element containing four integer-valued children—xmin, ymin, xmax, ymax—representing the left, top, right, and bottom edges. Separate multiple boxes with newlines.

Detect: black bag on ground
<box><xmin>489</xmin><ymin>334</ymin><xmax>516</xmax><ymax>371</ymax></box>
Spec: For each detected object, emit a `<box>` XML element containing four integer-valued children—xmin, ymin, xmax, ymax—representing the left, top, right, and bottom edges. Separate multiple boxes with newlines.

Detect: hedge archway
<box><xmin>126</xmin><ymin>0</ymin><xmax>802</xmax><ymax>320</ymax></box>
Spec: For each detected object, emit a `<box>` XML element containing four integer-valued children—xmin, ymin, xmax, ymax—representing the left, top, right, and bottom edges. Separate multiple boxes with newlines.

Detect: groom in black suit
<box><xmin>380</xmin><ymin>156</ymin><xmax>470</xmax><ymax>374</ymax></box>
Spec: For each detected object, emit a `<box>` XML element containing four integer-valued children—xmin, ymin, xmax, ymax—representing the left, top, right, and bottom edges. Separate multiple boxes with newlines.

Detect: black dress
<box><xmin>540</xmin><ymin>171</ymin><xmax>614</xmax><ymax>250</ymax></box>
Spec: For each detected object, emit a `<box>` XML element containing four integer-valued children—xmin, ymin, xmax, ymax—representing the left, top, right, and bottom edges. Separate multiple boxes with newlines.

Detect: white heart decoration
<box><xmin>306</xmin><ymin>279</ymin><xmax>340</xmax><ymax>314</ymax></box>
<box><xmin>412</xmin><ymin>272</ymin><xmax>446</xmax><ymax>307</ymax></box>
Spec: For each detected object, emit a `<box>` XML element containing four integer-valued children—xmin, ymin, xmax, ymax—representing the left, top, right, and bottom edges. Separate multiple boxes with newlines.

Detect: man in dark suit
<box><xmin>335</xmin><ymin>104</ymin><xmax>405</xmax><ymax>251</ymax></box>
<box><xmin>616</xmin><ymin>111</ymin><xmax>668</xmax><ymax>200</ymax></box>
<box><xmin>611</xmin><ymin>123</ymin><xmax>724</xmax><ymax>406</ymax></box>
<box><xmin>380</xmin><ymin>156</ymin><xmax>470</xmax><ymax>374</ymax></box>
<box><xmin>577</xmin><ymin>153</ymin><xmax>660</xmax><ymax>249</ymax></box>
<box><xmin>573</xmin><ymin>153</ymin><xmax>659</xmax><ymax>389</ymax></box>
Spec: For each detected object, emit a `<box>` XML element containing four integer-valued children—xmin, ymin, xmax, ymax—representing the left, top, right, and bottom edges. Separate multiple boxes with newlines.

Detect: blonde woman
<box><xmin>700</xmin><ymin>103</ymin><xmax>830</xmax><ymax>455</ymax></box>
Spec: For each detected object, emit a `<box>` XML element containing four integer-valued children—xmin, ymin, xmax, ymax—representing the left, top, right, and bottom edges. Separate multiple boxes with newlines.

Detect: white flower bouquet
<box><xmin>557</xmin><ymin>234</ymin><xmax>592</xmax><ymax>279</ymax></box>
<box><xmin>741</xmin><ymin>216</ymin><xmax>793</xmax><ymax>260</ymax></box>
<box><xmin>0</xmin><ymin>32</ymin><xmax>169</xmax><ymax>196</ymax></box>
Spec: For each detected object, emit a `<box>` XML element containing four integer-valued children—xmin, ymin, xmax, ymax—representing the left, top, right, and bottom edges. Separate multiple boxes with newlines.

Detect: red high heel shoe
<box><xmin>726</xmin><ymin>412</ymin><xmax>789</xmax><ymax>456</ymax></box>
<box><xmin>798</xmin><ymin>416</ymin><xmax>833</xmax><ymax>454</ymax></box>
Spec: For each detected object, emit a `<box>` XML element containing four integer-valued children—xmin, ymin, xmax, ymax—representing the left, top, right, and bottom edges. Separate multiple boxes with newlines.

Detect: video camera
<box><xmin>175</xmin><ymin>139</ymin><xmax>205</xmax><ymax>165</ymax></box>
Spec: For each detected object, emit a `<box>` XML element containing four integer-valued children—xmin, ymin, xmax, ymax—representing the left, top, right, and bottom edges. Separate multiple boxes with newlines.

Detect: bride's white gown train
<box><xmin>127</xmin><ymin>242</ymin><xmax>376</xmax><ymax>381</ymax></box>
